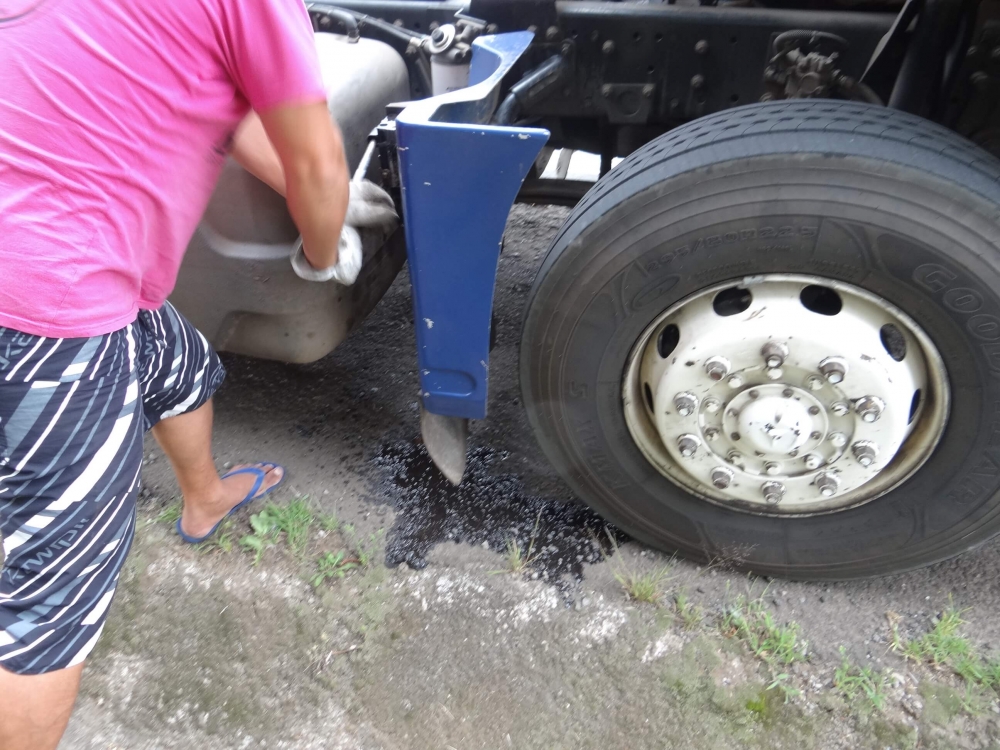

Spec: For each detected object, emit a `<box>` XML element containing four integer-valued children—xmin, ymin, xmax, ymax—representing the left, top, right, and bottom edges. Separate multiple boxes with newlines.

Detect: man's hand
<box><xmin>290</xmin><ymin>179</ymin><xmax>399</xmax><ymax>285</ymax></box>
<box><xmin>345</xmin><ymin>180</ymin><xmax>398</xmax><ymax>230</ymax></box>
<box><xmin>258</xmin><ymin>101</ymin><xmax>349</xmax><ymax>271</ymax></box>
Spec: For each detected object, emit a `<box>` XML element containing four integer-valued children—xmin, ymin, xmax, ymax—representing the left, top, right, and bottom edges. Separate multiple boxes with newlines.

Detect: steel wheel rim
<box><xmin>622</xmin><ymin>275</ymin><xmax>950</xmax><ymax>516</ymax></box>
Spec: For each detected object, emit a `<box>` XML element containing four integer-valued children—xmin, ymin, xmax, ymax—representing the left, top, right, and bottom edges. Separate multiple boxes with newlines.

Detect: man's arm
<box><xmin>254</xmin><ymin>102</ymin><xmax>349</xmax><ymax>270</ymax></box>
<box><xmin>231</xmin><ymin>113</ymin><xmax>287</xmax><ymax>196</ymax></box>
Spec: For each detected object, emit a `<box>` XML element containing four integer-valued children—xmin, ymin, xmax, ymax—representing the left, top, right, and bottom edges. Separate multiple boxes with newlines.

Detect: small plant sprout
<box><xmin>311</xmin><ymin>550</ymin><xmax>360</xmax><ymax>587</ymax></box>
<box><xmin>834</xmin><ymin>647</ymin><xmax>890</xmax><ymax>712</ymax></box>
<box><xmin>601</xmin><ymin>530</ymin><xmax>674</xmax><ymax>605</ymax></box>
<box><xmin>493</xmin><ymin>512</ymin><xmax>543</xmax><ymax>575</ymax></box>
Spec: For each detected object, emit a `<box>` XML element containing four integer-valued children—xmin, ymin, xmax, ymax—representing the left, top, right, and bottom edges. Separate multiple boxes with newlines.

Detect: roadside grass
<box><xmin>154</xmin><ymin>501</ymin><xmax>182</xmax><ymax>526</ymax></box>
<box><xmin>890</xmin><ymin>603</ymin><xmax>1000</xmax><ymax>710</ymax></box>
<box><xmin>674</xmin><ymin>589</ymin><xmax>704</xmax><ymax>630</ymax></box>
<box><xmin>343</xmin><ymin>525</ymin><xmax>385</xmax><ymax>568</ymax></box>
<box><xmin>318</xmin><ymin>512</ymin><xmax>341</xmax><ymax>532</ymax></box>
<box><xmin>491</xmin><ymin>512</ymin><xmax>543</xmax><ymax>576</ymax></box>
<box><xmin>834</xmin><ymin>646</ymin><xmax>890</xmax><ymax>712</ymax></box>
<box><xmin>311</xmin><ymin>550</ymin><xmax>361</xmax><ymax>587</ymax></box>
<box><xmin>721</xmin><ymin>585</ymin><xmax>807</xmax><ymax>701</ymax></box>
<box><xmin>198</xmin><ymin>518</ymin><xmax>236</xmax><ymax>554</ymax></box>
<box><xmin>600</xmin><ymin>530</ymin><xmax>674</xmax><ymax>605</ymax></box>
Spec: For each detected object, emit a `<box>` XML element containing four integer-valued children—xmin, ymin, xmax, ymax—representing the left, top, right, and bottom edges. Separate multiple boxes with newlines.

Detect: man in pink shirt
<box><xmin>0</xmin><ymin>0</ymin><xmax>379</xmax><ymax>746</ymax></box>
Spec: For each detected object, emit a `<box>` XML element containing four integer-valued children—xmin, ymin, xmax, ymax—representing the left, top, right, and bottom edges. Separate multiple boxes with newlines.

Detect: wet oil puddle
<box><xmin>369</xmin><ymin>441</ymin><xmax>625</xmax><ymax>585</ymax></box>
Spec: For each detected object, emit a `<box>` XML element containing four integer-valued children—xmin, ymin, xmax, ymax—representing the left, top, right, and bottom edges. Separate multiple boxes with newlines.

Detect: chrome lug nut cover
<box><xmin>762</xmin><ymin>481</ymin><xmax>785</xmax><ymax>505</ymax></box>
<box><xmin>855</xmin><ymin>396</ymin><xmax>885</xmax><ymax>423</ymax></box>
<box><xmin>852</xmin><ymin>440</ymin><xmax>879</xmax><ymax>467</ymax></box>
<box><xmin>674</xmin><ymin>392</ymin><xmax>698</xmax><ymax>417</ymax></box>
<box><xmin>705</xmin><ymin>356</ymin><xmax>730</xmax><ymax>381</ymax></box>
<box><xmin>816</xmin><ymin>472</ymin><xmax>840</xmax><ymax>497</ymax></box>
<box><xmin>711</xmin><ymin>467</ymin><xmax>734</xmax><ymax>489</ymax></box>
<box><xmin>761</xmin><ymin>341</ymin><xmax>789</xmax><ymax>369</ymax></box>
<box><xmin>820</xmin><ymin>356</ymin><xmax>848</xmax><ymax>384</ymax></box>
<box><xmin>677</xmin><ymin>434</ymin><xmax>701</xmax><ymax>457</ymax></box>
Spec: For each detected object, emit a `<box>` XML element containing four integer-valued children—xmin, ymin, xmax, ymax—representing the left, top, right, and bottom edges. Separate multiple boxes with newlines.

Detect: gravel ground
<box><xmin>61</xmin><ymin>205</ymin><xmax>1000</xmax><ymax>749</ymax></box>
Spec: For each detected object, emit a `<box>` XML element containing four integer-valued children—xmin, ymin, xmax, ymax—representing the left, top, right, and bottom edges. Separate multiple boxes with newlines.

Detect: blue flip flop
<box><xmin>176</xmin><ymin>462</ymin><xmax>286</xmax><ymax>544</ymax></box>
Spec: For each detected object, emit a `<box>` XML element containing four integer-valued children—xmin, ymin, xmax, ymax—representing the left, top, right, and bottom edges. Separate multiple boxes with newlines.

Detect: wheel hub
<box><xmin>622</xmin><ymin>275</ymin><xmax>949</xmax><ymax>516</ymax></box>
<box><xmin>728</xmin><ymin>386</ymin><xmax>818</xmax><ymax>456</ymax></box>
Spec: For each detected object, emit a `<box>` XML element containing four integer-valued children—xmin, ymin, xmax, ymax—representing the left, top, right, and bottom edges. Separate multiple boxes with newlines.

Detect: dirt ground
<box><xmin>61</xmin><ymin>206</ymin><xmax>1000</xmax><ymax>749</ymax></box>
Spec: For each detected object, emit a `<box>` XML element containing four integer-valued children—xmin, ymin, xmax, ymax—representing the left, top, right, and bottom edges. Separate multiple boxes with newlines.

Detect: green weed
<box><xmin>239</xmin><ymin>509</ymin><xmax>281</xmax><ymax>565</ymax></box>
<box><xmin>492</xmin><ymin>512</ymin><xmax>543</xmax><ymax>575</ymax></box>
<box><xmin>834</xmin><ymin>646</ymin><xmax>890</xmax><ymax>712</ymax></box>
<box><xmin>674</xmin><ymin>590</ymin><xmax>704</xmax><ymax>630</ymax></box>
<box><xmin>345</xmin><ymin>526</ymin><xmax>384</xmax><ymax>568</ymax></box>
<box><xmin>311</xmin><ymin>550</ymin><xmax>361</xmax><ymax>587</ymax></box>
<box><xmin>318</xmin><ymin>512</ymin><xmax>341</xmax><ymax>532</ymax></box>
<box><xmin>238</xmin><ymin>499</ymin><xmax>316</xmax><ymax>564</ymax></box>
<box><xmin>722</xmin><ymin>587</ymin><xmax>806</xmax><ymax>701</ymax></box>
<box><xmin>601</xmin><ymin>530</ymin><xmax>673</xmax><ymax>606</ymax></box>
<box><xmin>891</xmin><ymin>603</ymin><xmax>1000</xmax><ymax>707</ymax></box>
<box><xmin>155</xmin><ymin>502</ymin><xmax>182</xmax><ymax>526</ymax></box>
<box><xmin>263</xmin><ymin>498</ymin><xmax>314</xmax><ymax>556</ymax></box>
<box><xmin>198</xmin><ymin>518</ymin><xmax>236</xmax><ymax>555</ymax></box>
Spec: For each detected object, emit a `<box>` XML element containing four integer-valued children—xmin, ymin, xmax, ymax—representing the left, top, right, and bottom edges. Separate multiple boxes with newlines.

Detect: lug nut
<box><xmin>728</xmin><ymin>407</ymin><xmax>740</xmax><ymax>418</ymax></box>
<box><xmin>765</xmin><ymin>368</ymin><xmax>783</xmax><ymax>380</ymax></box>
<box><xmin>803</xmin><ymin>453</ymin><xmax>823</xmax><ymax>470</ymax></box>
<box><xmin>764</xmin><ymin>461</ymin><xmax>781</xmax><ymax>476</ymax></box>
<box><xmin>761</xmin><ymin>341</ymin><xmax>789</xmax><ymax>369</ymax></box>
<box><xmin>810</xmin><ymin>430</ymin><xmax>822</xmax><ymax>440</ymax></box>
<box><xmin>674</xmin><ymin>392</ymin><xmax>698</xmax><ymax>417</ymax></box>
<box><xmin>704</xmin><ymin>398</ymin><xmax>721</xmax><ymax>414</ymax></box>
<box><xmin>852</xmin><ymin>440</ymin><xmax>879</xmax><ymax>467</ymax></box>
<box><xmin>711</xmin><ymin>467</ymin><xmax>734</xmax><ymax>490</ymax></box>
<box><xmin>705</xmin><ymin>356</ymin><xmax>731</xmax><ymax>381</ymax></box>
<box><xmin>762</xmin><ymin>481</ymin><xmax>785</xmax><ymax>505</ymax></box>
<box><xmin>704</xmin><ymin>427</ymin><xmax>720</xmax><ymax>441</ymax></box>
<box><xmin>831</xmin><ymin>402</ymin><xmax>849</xmax><ymax>417</ymax></box>
<box><xmin>820</xmin><ymin>356</ymin><xmax>848</xmax><ymax>384</ymax></box>
<box><xmin>727</xmin><ymin>374</ymin><xmax>744</xmax><ymax>389</ymax></box>
<box><xmin>855</xmin><ymin>396</ymin><xmax>885</xmax><ymax>423</ymax></box>
<box><xmin>829</xmin><ymin>432</ymin><xmax>847</xmax><ymax>448</ymax></box>
<box><xmin>816</xmin><ymin>472</ymin><xmax>840</xmax><ymax>497</ymax></box>
<box><xmin>727</xmin><ymin>450</ymin><xmax>744</xmax><ymax>465</ymax></box>
<box><xmin>678</xmin><ymin>434</ymin><xmax>702</xmax><ymax>457</ymax></box>
<box><xmin>806</xmin><ymin>375</ymin><xmax>824</xmax><ymax>391</ymax></box>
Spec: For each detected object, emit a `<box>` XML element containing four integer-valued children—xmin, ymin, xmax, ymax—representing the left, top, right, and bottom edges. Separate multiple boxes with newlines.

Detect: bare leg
<box><xmin>151</xmin><ymin>400</ymin><xmax>283</xmax><ymax>539</ymax></box>
<box><xmin>0</xmin><ymin>662</ymin><xmax>83</xmax><ymax>750</ymax></box>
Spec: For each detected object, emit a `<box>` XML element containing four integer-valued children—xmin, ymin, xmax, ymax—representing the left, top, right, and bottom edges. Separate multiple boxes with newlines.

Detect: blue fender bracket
<box><xmin>397</xmin><ymin>32</ymin><xmax>549</xmax><ymax>420</ymax></box>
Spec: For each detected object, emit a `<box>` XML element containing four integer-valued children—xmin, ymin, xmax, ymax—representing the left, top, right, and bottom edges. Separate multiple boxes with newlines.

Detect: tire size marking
<box><xmin>643</xmin><ymin>225</ymin><xmax>818</xmax><ymax>275</ymax></box>
<box><xmin>572</xmin><ymin>418</ymin><xmax>632</xmax><ymax>491</ymax></box>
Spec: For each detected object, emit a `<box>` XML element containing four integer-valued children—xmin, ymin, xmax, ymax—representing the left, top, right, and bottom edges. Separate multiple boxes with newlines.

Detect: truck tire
<box><xmin>521</xmin><ymin>100</ymin><xmax>1000</xmax><ymax>580</ymax></box>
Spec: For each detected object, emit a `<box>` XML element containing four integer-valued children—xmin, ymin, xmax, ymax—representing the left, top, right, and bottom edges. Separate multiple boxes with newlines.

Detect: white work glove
<box><xmin>345</xmin><ymin>180</ymin><xmax>398</xmax><ymax>230</ymax></box>
<box><xmin>290</xmin><ymin>180</ymin><xmax>399</xmax><ymax>285</ymax></box>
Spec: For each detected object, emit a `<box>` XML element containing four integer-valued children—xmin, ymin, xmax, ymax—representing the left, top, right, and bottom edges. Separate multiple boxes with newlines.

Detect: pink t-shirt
<box><xmin>0</xmin><ymin>0</ymin><xmax>327</xmax><ymax>338</ymax></box>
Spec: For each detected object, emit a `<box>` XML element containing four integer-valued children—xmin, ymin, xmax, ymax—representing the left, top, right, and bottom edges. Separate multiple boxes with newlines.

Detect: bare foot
<box><xmin>179</xmin><ymin>463</ymin><xmax>284</xmax><ymax>540</ymax></box>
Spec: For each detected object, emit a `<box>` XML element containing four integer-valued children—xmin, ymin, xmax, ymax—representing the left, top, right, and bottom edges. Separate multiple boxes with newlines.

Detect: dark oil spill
<box><xmin>370</xmin><ymin>441</ymin><xmax>626</xmax><ymax>585</ymax></box>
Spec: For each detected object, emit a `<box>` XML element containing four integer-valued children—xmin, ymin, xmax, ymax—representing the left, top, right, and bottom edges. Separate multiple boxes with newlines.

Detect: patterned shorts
<box><xmin>0</xmin><ymin>302</ymin><xmax>225</xmax><ymax>675</ymax></box>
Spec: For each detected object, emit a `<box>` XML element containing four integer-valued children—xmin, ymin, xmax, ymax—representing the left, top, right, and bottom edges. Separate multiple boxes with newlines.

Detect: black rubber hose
<box><xmin>494</xmin><ymin>56</ymin><xmax>569</xmax><ymax>125</ymax></box>
<box><xmin>308</xmin><ymin>4</ymin><xmax>360</xmax><ymax>42</ymax></box>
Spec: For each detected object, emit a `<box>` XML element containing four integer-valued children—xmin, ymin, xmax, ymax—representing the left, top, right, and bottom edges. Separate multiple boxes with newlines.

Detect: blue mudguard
<box><xmin>396</xmin><ymin>32</ymin><xmax>549</xmax><ymax>419</ymax></box>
